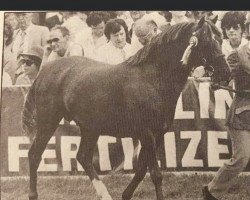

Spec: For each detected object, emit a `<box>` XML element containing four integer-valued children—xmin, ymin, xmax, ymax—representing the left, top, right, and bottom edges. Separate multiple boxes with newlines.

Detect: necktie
<box><xmin>19</xmin><ymin>31</ymin><xmax>26</xmax><ymax>52</ymax></box>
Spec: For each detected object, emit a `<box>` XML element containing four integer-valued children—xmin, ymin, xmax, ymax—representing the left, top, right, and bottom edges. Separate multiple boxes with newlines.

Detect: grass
<box><xmin>1</xmin><ymin>173</ymin><xmax>249</xmax><ymax>200</ymax></box>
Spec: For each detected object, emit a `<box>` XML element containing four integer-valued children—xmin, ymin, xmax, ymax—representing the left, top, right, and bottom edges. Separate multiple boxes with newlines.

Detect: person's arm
<box><xmin>40</xmin><ymin>45</ymin><xmax>52</xmax><ymax>69</ymax></box>
<box><xmin>237</xmin><ymin>44</ymin><xmax>250</xmax><ymax>74</ymax></box>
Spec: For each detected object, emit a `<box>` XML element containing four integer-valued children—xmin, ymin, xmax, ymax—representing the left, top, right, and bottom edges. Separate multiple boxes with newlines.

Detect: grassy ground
<box><xmin>1</xmin><ymin>173</ymin><xmax>249</xmax><ymax>200</ymax></box>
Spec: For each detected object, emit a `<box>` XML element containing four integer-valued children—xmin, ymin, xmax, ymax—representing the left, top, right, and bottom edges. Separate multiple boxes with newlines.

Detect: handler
<box><xmin>203</xmin><ymin>18</ymin><xmax>250</xmax><ymax>200</ymax></box>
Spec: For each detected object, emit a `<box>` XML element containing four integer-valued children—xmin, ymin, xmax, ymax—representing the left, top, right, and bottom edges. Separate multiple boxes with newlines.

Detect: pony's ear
<box><xmin>211</xmin><ymin>15</ymin><xmax>218</xmax><ymax>24</ymax></box>
<box><xmin>197</xmin><ymin>16</ymin><xmax>205</xmax><ymax>29</ymax></box>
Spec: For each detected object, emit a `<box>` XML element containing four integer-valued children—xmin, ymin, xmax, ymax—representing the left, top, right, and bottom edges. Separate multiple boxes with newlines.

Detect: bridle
<box><xmin>181</xmin><ymin>31</ymin><xmax>250</xmax><ymax>95</ymax></box>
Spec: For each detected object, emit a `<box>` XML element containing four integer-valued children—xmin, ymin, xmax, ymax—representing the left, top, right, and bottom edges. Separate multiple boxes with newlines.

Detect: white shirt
<box><xmin>47</xmin><ymin>42</ymin><xmax>84</xmax><ymax>62</ymax></box>
<box><xmin>96</xmin><ymin>42</ymin><xmax>136</xmax><ymax>65</ymax></box>
<box><xmin>222</xmin><ymin>38</ymin><xmax>248</xmax><ymax>59</ymax></box>
<box><xmin>12</xmin><ymin>25</ymin><xmax>32</xmax><ymax>57</ymax></box>
<box><xmin>74</xmin><ymin>30</ymin><xmax>107</xmax><ymax>61</ymax></box>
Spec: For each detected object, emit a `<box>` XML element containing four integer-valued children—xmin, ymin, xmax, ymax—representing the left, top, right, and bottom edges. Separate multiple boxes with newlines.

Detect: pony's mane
<box><xmin>125</xmin><ymin>22</ymin><xmax>196</xmax><ymax>66</ymax></box>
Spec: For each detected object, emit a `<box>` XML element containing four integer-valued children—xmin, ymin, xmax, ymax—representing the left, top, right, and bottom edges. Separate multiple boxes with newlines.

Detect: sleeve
<box><xmin>237</xmin><ymin>45</ymin><xmax>250</xmax><ymax>74</ymax></box>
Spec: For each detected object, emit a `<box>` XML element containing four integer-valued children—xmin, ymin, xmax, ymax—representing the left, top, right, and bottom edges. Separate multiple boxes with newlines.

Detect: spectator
<box><xmin>170</xmin><ymin>11</ymin><xmax>188</xmax><ymax>25</ymax></box>
<box><xmin>11</xmin><ymin>12</ymin><xmax>49</xmax><ymax>59</ymax></box>
<box><xmin>133</xmin><ymin>18</ymin><xmax>159</xmax><ymax>46</ymax></box>
<box><xmin>74</xmin><ymin>11</ymin><xmax>110</xmax><ymax>60</ymax></box>
<box><xmin>76</xmin><ymin>11</ymin><xmax>88</xmax><ymax>22</ymax></box>
<box><xmin>221</xmin><ymin>11</ymin><xmax>248</xmax><ymax>60</ymax></box>
<box><xmin>3</xmin><ymin>23</ymin><xmax>17</xmax><ymax>83</ymax></box>
<box><xmin>5</xmin><ymin>13</ymin><xmax>18</xmax><ymax>30</ymax></box>
<box><xmin>129</xmin><ymin>11</ymin><xmax>146</xmax><ymax>23</ymax></box>
<box><xmin>159</xmin><ymin>11</ymin><xmax>172</xmax><ymax>31</ymax></box>
<box><xmin>129</xmin><ymin>11</ymin><xmax>147</xmax><ymax>55</ymax></box>
<box><xmin>116</xmin><ymin>11</ymin><xmax>134</xmax><ymax>30</ymax></box>
<box><xmin>96</xmin><ymin>18</ymin><xmax>136</xmax><ymax>65</ymax></box>
<box><xmin>15</xmin><ymin>46</ymin><xmax>44</xmax><ymax>85</ymax></box>
<box><xmin>45</xmin><ymin>12</ymin><xmax>63</xmax><ymax>30</ymax></box>
<box><xmin>61</xmin><ymin>11</ymin><xmax>88</xmax><ymax>41</ymax></box>
<box><xmin>43</xmin><ymin>25</ymin><xmax>84</xmax><ymax>63</ymax></box>
<box><xmin>142</xmin><ymin>11</ymin><xmax>167</xmax><ymax>29</ymax></box>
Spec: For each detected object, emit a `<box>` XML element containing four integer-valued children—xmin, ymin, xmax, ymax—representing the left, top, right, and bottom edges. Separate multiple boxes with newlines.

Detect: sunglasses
<box><xmin>225</xmin><ymin>24</ymin><xmax>241</xmax><ymax>30</ymax></box>
<box><xmin>47</xmin><ymin>38</ymin><xmax>60</xmax><ymax>44</ymax></box>
<box><xmin>19</xmin><ymin>59</ymin><xmax>35</xmax><ymax>66</ymax></box>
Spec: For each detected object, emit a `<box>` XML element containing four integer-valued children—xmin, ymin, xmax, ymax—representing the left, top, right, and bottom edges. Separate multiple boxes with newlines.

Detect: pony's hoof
<box><xmin>29</xmin><ymin>192</ymin><xmax>38</xmax><ymax>200</ymax></box>
<box><xmin>122</xmin><ymin>192</ymin><xmax>133</xmax><ymax>200</ymax></box>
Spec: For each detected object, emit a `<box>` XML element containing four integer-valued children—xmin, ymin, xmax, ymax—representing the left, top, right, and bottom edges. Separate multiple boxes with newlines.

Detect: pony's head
<box><xmin>189</xmin><ymin>17</ymin><xmax>231</xmax><ymax>84</ymax></box>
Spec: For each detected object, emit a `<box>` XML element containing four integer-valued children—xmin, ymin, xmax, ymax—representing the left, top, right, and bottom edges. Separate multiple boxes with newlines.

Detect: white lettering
<box><xmin>98</xmin><ymin>136</ymin><xmax>116</xmax><ymax>171</ymax></box>
<box><xmin>38</xmin><ymin>137</ymin><xmax>57</xmax><ymax>171</ymax></box>
<box><xmin>181</xmin><ymin>131</ymin><xmax>203</xmax><ymax>167</ymax></box>
<box><xmin>199</xmin><ymin>82</ymin><xmax>210</xmax><ymax>118</ymax></box>
<box><xmin>207</xmin><ymin>131</ymin><xmax>229</xmax><ymax>167</ymax></box>
<box><xmin>121</xmin><ymin>138</ymin><xmax>134</xmax><ymax>170</ymax></box>
<box><xmin>164</xmin><ymin>132</ymin><xmax>177</xmax><ymax>168</ymax></box>
<box><xmin>175</xmin><ymin>93</ymin><xmax>194</xmax><ymax>119</ymax></box>
<box><xmin>61</xmin><ymin>136</ymin><xmax>83</xmax><ymax>171</ymax></box>
<box><xmin>8</xmin><ymin>136</ymin><xmax>30</xmax><ymax>172</ymax></box>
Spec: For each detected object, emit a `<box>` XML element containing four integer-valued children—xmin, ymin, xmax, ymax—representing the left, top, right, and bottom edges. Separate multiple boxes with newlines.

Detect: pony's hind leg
<box><xmin>28</xmin><ymin>108</ymin><xmax>63</xmax><ymax>200</ymax></box>
<box><xmin>122</xmin><ymin>146</ymin><xmax>148</xmax><ymax>200</ymax></box>
<box><xmin>76</xmin><ymin>128</ymin><xmax>112</xmax><ymax>200</ymax></box>
<box><xmin>28</xmin><ymin>132</ymin><xmax>53</xmax><ymax>200</ymax></box>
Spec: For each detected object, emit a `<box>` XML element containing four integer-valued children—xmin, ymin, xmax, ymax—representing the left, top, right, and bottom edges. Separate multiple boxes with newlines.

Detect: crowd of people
<box><xmin>2</xmin><ymin>11</ymin><xmax>249</xmax><ymax>86</ymax></box>
<box><xmin>2</xmin><ymin>11</ymin><xmax>250</xmax><ymax>200</ymax></box>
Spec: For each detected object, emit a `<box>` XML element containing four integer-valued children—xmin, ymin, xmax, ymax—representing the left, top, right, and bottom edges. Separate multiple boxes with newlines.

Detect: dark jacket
<box><xmin>226</xmin><ymin>43</ymin><xmax>250</xmax><ymax>130</ymax></box>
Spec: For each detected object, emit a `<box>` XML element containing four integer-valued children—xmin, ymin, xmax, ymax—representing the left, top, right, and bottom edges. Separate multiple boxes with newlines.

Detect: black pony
<box><xmin>23</xmin><ymin>17</ymin><xmax>230</xmax><ymax>200</ymax></box>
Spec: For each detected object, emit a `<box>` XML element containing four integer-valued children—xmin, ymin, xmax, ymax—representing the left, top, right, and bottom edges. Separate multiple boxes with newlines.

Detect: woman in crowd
<box><xmin>15</xmin><ymin>46</ymin><xmax>44</xmax><ymax>85</ymax></box>
<box><xmin>96</xmin><ymin>18</ymin><xmax>136</xmax><ymax>65</ymax></box>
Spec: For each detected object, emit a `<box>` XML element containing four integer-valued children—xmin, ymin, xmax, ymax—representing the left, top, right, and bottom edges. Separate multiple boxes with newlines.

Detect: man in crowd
<box><xmin>60</xmin><ymin>11</ymin><xmax>88</xmax><ymax>41</ymax></box>
<box><xmin>42</xmin><ymin>25</ymin><xmax>84</xmax><ymax>64</ymax></box>
<box><xmin>15</xmin><ymin>46</ymin><xmax>44</xmax><ymax>85</ymax></box>
<box><xmin>11</xmin><ymin>12</ymin><xmax>49</xmax><ymax>59</ymax></box>
<box><xmin>74</xmin><ymin>11</ymin><xmax>110</xmax><ymax>60</ymax></box>
<box><xmin>203</xmin><ymin>17</ymin><xmax>250</xmax><ymax>200</ymax></box>
<box><xmin>129</xmin><ymin>11</ymin><xmax>147</xmax><ymax>54</ymax></box>
<box><xmin>5</xmin><ymin>13</ymin><xmax>18</xmax><ymax>30</ymax></box>
<box><xmin>133</xmin><ymin>18</ymin><xmax>159</xmax><ymax>46</ymax></box>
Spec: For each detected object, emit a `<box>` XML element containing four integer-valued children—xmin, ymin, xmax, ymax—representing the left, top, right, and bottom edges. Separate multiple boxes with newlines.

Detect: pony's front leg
<box><xmin>76</xmin><ymin>129</ymin><xmax>113</xmax><ymax>200</ymax></box>
<box><xmin>141</xmin><ymin>131</ymin><xmax>164</xmax><ymax>200</ymax></box>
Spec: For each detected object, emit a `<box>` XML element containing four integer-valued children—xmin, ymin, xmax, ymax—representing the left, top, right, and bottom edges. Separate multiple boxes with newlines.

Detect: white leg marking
<box><xmin>92</xmin><ymin>179</ymin><xmax>113</xmax><ymax>200</ymax></box>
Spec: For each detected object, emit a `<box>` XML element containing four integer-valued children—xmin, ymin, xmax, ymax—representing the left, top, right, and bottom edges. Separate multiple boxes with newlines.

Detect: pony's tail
<box><xmin>22</xmin><ymin>83</ymin><xmax>37</xmax><ymax>139</ymax></box>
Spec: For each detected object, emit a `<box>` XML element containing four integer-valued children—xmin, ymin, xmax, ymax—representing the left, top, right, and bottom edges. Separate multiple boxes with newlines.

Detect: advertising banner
<box><xmin>1</xmin><ymin>79</ymin><xmax>249</xmax><ymax>176</ymax></box>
